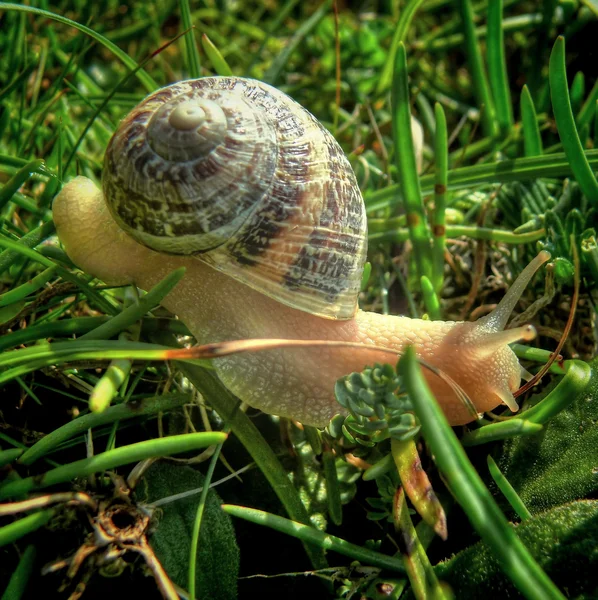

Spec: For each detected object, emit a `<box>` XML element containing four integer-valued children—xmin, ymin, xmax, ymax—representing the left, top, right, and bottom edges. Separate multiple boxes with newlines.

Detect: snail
<box><xmin>52</xmin><ymin>77</ymin><xmax>548</xmax><ymax>427</ymax></box>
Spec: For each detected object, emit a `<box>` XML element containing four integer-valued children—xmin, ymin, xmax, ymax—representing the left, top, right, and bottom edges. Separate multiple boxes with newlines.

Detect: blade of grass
<box><xmin>549</xmin><ymin>36</ymin><xmax>598</xmax><ymax>206</ymax></box>
<box><xmin>179</xmin><ymin>0</ymin><xmax>201</xmax><ymax>78</ymax></box>
<box><xmin>80</xmin><ymin>267</ymin><xmax>186</xmax><ymax>341</ymax></box>
<box><xmin>201</xmin><ymin>34</ymin><xmax>233</xmax><ymax>76</ymax></box>
<box><xmin>520</xmin><ymin>85</ymin><xmax>543</xmax><ymax>156</ymax></box>
<box><xmin>0</xmin><ymin>3</ymin><xmax>157</xmax><ymax>92</ymax></box>
<box><xmin>391</xmin><ymin>42</ymin><xmax>431</xmax><ymax>283</ymax></box>
<box><xmin>0</xmin><ymin>432</ymin><xmax>226</xmax><ymax>500</ymax></box>
<box><xmin>431</xmin><ymin>102</ymin><xmax>448</xmax><ymax>292</ymax></box>
<box><xmin>222</xmin><ymin>504</ymin><xmax>406</xmax><ymax>574</ymax></box>
<box><xmin>487</xmin><ymin>0</ymin><xmax>514</xmax><ymax>135</ymax></box>
<box><xmin>365</xmin><ymin>149</ymin><xmax>598</xmax><ymax>212</ymax></box>
<box><xmin>0</xmin><ymin>543</ymin><xmax>36</xmax><ymax>599</ymax></box>
<box><xmin>456</xmin><ymin>0</ymin><xmax>498</xmax><ymax>138</ymax></box>
<box><xmin>399</xmin><ymin>346</ymin><xmax>566</xmax><ymax>600</ymax></box>
<box><xmin>19</xmin><ymin>393</ymin><xmax>192</xmax><ymax>465</ymax></box>
<box><xmin>175</xmin><ymin>362</ymin><xmax>328</xmax><ymax>571</ymax></box>
<box><xmin>0</xmin><ymin>510</ymin><xmax>54</xmax><ymax>548</ymax></box>
<box><xmin>376</xmin><ymin>0</ymin><xmax>426</xmax><ymax>95</ymax></box>
<box><xmin>487</xmin><ymin>456</ymin><xmax>532</xmax><ymax>521</ymax></box>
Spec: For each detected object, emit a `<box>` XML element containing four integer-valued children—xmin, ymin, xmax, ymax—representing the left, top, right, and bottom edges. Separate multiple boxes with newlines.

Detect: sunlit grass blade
<box><xmin>487</xmin><ymin>456</ymin><xmax>532</xmax><ymax>521</ymax></box>
<box><xmin>0</xmin><ymin>432</ymin><xmax>226</xmax><ymax>500</ymax></box>
<box><xmin>376</xmin><ymin>0</ymin><xmax>426</xmax><ymax>95</ymax></box>
<box><xmin>549</xmin><ymin>36</ymin><xmax>598</xmax><ymax>206</ymax></box>
<box><xmin>179</xmin><ymin>0</ymin><xmax>201</xmax><ymax>78</ymax></box>
<box><xmin>222</xmin><ymin>504</ymin><xmax>406</xmax><ymax>574</ymax></box>
<box><xmin>0</xmin><ymin>3</ymin><xmax>156</xmax><ymax>92</ymax></box>
<box><xmin>0</xmin><ymin>159</ymin><xmax>51</xmax><ymax>212</ymax></box>
<box><xmin>365</xmin><ymin>149</ymin><xmax>598</xmax><ymax>212</ymax></box>
<box><xmin>399</xmin><ymin>346</ymin><xmax>566</xmax><ymax>600</ymax></box>
<box><xmin>80</xmin><ymin>267</ymin><xmax>186</xmax><ymax>341</ymax></box>
<box><xmin>487</xmin><ymin>0</ymin><xmax>514</xmax><ymax>135</ymax></box>
<box><xmin>201</xmin><ymin>33</ymin><xmax>233</xmax><ymax>76</ymax></box>
<box><xmin>456</xmin><ymin>0</ymin><xmax>498</xmax><ymax>137</ymax></box>
<box><xmin>392</xmin><ymin>42</ymin><xmax>432</xmax><ymax>284</ymax></box>
<box><xmin>263</xmin><ymin>0</ymin><xmax>331</xmax><ymax>86</ymax></box>
<box><xmin>520</xmin><ymin>85</ymin><xmax>543</xmax><ymax>157</ymax></box>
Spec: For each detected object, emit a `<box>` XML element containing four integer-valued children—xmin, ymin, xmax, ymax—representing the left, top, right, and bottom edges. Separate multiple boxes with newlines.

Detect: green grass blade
<box><xmin>460</xmin><ymin>420</ymin><xmax>543</xmax><ymax>446</ymax></box>
<box><xmin>176</xmin><ymin>362</ymin><xmax>328</xmax><ymax>571</ymax></box>
<box><xmin>0</xmin><ymin>510</ymin><xmax>54</xmax><ymax>548</ymax></box>
<box><xmin>0</xmin><ymin>432</ymin><xmax>226</xmax><ymax>500</ymax></box>
<box><xmin>520</xmin><ymin>85</ymin><xmax>543</xmax><ymax>156</ymax></box>
<box><xmin>0</xmin><ymin>543</ymin><xmax>36</xmax><ymax>599</ymax></box>
<box><xmin>365</xmin><ymin>149</ymin><xmax>598</xmax><ymax>212</ymax></box>
<box><xmin>19</xmin><ymin>393</ymin><xmax>192</xmax><ymax>465</ymax></box>
<box><xmin>263</xmin><ymin>0</ymin><xmax>330</xmax><ymax>86</ymax></box>
<box><xmin>179</xmin><ymin>0</ymin><xmax>201</xmax><ymax>78</ymax></box>
<box><xmin>487</xmin><ymin>0</ymin><xmax>514</xmax><ymax>134</ymax></box>
<box><xmin>399</xmin><ymin>346</ymin><xmax>566</xmax><ymax>600</ymax></box>
<box><xmin>80</xmin><ymin>267</ymin><xmax>186</xmax><ymax>341</ymax></box>
<box><xmin>432</xmin><ymin>102</ymin><xmax>448</xmax><ymax>292</ymax></box>
<box><xmin>391</xmin><ymin>42</ymin><xmax>431</xmax><ymax>283</ymax></box>
<box><xmin>201</xmin><ymin>33</ymin><xmax>233</xmax><ymax>76</ymax></box>
<box><xmin>0</xmin><ymin>3</ymin><xmax>157</xmax><ymax>92</ymax></box>
<box><xmin>376</xmin><ymin>0</ymin><xmax>426</xmax><ymax>95</ymax></box>
<box><xmin>222</xmin><ymin>504</ymin><xmax>406</xmax><ymax>574</ymax></box>
<box><xmin>456</xmin><ymin>0</ymin><xmax>498</xmax><ymax>137</ymax></box>
<box><xmin>487</xmin><ymin>456</ymin><xmax>532</xmax><ymax>521</ymax></box>
<box><xmin>0</xmin><ymin>266</ymin><xmax>57</xmax><ymax>308</ymax></box>
<box><xmin>549</xmin><ymin>36</ymin><xmax>598</xmax><ymax>206</ymax></box>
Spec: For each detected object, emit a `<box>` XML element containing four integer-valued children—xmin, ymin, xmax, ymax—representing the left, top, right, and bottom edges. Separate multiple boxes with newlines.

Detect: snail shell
<box><xmin>103</xmin><ymin>77</ymin><xmax>367</xmax><ymax>320</ymax></box>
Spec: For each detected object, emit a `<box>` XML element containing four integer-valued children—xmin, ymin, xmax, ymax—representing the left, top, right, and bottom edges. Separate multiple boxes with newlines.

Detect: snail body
<box><xmin>53</xmin><ymin>77</ymin><xmax>547</xmax><ymax>427</ymax></box>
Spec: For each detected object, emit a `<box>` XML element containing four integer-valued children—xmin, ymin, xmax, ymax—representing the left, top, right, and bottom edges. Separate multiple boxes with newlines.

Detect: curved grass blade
<box><xmin>487</xmin><ymin>456</ymin><xmax>532</xmax><ymax>521</ymax></box>
<box><xmin>399</xmin><ymin>346</ymin><xmax>566</xmax><ymax>600</ymax></box>
<box><xmin>263</xmin><ymin>0</ymin><xmax>330</xmax><ymax>86</ymax></box>
<box><xmin>0</xmin><ymin>543</ymin><xmax>36</xmax><ymax>599</ymax></box>
<box><xmin>179</xmin><ymin>0</ymin><xmax>201</xmax><ymax>78</ymax></box>
<box><xmin>19</xmin><ymin>392</ymin><xmax>192</xmax><ymax>465</ymax></box>
<box><xmin>487</xmin><ymin>0</ymin><xmax>514</xmax><ymax>134</ymax></box>
<box><xmin>201</xmin><ymin>33</ymin><xmax>233</xmax><ymax>76</ymax></box>
<box><xmin>0</xmin><ymin>3</ymin><xmax>156</xmax><ymax>92</ymax></box>
<box><xmin>376</xmin><ymin>0</ymin><xmax>426</xmax><ymax>95</ymax></box>
<box><xmin>365</xmin><ymin>149</ymin><xmax>598</xmax><ymax>212</ymax></box>
<box><xmin>222</xmin><ymin>504</ymin><xmax>406</xmax><ymax>574</ymax></box>
<box><xmin>0</xmin><ymin>432</ymin><xmax>226</xmax><ymax>501</ymax></box>
<box><xmin>460</xmin><ymin>419</ymin><xmax>543</xmax><ymax>446</ymax></box>
<box><xmin>549</xmin><ymin>36</ymin><xmax>598</xmax><ymax>206</ymax></box>
<box><xmin>0</xmin><ymin>265</ymin><xmax>57</xmax><ymax>308</ymax></box>
<box><xmin>80</xmin><ymin>267</ymin><xmax>186</xmax><ymax>341</ymax></box>
<box><xmin>392</xmin><ymin>43</ymin><xmax>431</xmax><ymax>283</ymax></box>
<box><xmin>176</xmin><ymin>363</ymin><xmax>328</xmax><ymax>571</ymax></box>
<box><xmin>520</xmin><ymin>85</ymin><xmax>543</xmax><ymax>157</ymax></box>
<box><xmin>0</xmin><ymin>510</ymin><xmax>54</xmax><ymax>547</ymax></box>
<box><xmin>456</xmin><ymin>0</ymin><xmax>497</xmax><ymax>137</ymax></box>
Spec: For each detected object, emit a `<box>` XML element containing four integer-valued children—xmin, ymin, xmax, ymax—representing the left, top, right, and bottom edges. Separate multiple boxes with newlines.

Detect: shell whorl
<box><xmin>103</xmin><ymin>77</ymin><xmax>367</xmax><ymax>319</ymax></box>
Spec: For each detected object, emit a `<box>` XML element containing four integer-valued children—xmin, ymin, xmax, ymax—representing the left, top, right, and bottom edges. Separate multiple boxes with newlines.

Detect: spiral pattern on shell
<box><xmin>103</xmin><ymin>77</ymin><xmax>367</xmax><ymax>319</ymax></box>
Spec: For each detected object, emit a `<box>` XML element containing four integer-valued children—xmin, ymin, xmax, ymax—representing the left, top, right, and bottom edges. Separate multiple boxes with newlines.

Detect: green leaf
<box><xmin>435</xmin><ymin>501</ymin><xmax>598</xmax><ymax>599</ymax></box>
<box><xmin>140</xmin><ymin>462</ymin><xmax>239</xmax><ymax>600</ymax></box>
